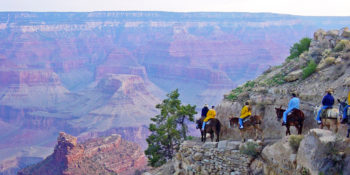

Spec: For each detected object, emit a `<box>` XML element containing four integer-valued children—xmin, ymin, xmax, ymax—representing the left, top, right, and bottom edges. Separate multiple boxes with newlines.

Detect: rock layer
<box><xmin>18</xmin><ymin>132</ymin><xmax>148</xmax><ymax>175</ymax></box>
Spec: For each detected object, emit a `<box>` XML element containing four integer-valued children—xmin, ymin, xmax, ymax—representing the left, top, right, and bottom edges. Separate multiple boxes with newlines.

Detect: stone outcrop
<box><xmin>262</xmin><ymin>129</ymin><xmax>350</xmax><ymax>175</ymax></box>
<box><xmin>17</xmin><ymin>132</ymin><xmax>148</xmax><ymax>175</ymax></box>
<box><xmin>146</xmin><ymin>140</ymin><xmax>263</xmax><ymax>175</ymax></box>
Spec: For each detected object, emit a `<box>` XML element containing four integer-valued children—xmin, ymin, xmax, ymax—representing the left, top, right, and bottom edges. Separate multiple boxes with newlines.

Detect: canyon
<box><xmin>1</xmin><ymin>12</ymin><xmax>350</xmax><ymax>174</ymax></box>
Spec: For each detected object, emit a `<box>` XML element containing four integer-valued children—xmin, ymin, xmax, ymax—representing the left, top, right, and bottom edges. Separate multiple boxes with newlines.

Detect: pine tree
<box><xmin>145</xmin><ymin>89</ymin><xmax>197</xmax><ymax>167</ymax></box>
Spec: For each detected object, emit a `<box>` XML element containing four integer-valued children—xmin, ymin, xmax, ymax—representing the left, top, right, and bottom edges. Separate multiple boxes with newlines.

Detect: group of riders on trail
<box><xmin>199</xmin><ymin>83</ymin><xmax>350</xmax><ymax>133</ymax></box>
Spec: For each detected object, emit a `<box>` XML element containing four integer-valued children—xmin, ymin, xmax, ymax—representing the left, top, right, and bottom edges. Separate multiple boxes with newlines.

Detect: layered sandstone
<box><xmin>18</xmin><ymin>132</ymin><xmax>148</xmax><ymax>175</ymax></box>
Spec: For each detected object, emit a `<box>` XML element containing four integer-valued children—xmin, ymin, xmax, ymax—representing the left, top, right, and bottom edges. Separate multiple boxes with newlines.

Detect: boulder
<box><xmin>262</xmin><ymin>136</ymin><xmax>296</xmax><ymax>174</ymax></box>
<box><xmin>341</xmin><ymin>28</ymin><xmax>350</xmax><ymax>38</ymax></box>
<box><xmin>296</xmin><ymin>129</ymin><xmax>338</xmax><ymax>175</ymax></box>
<box><xmin>314</xmin><ymin>29</ymin><xmax>326</xmax><ymax>41</ymax></box>
<box><xmin>284</xmin><ymin>69</ymin><xmax>303</xmax><ymax>82</ymax></box>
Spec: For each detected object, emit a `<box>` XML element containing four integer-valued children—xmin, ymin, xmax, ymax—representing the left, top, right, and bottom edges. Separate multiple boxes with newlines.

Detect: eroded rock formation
<box><xmin>18</xmin><ymin>132</ymin><xmax>148</xmax><ymax>175</ymax></box>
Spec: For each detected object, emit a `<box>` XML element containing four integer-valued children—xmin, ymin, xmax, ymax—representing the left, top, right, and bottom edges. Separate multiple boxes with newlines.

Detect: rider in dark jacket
<box><xmin>316</xmin><ymin>89</ymin><xmax>335</xmax><ymax>124</ymax></box>
<box><xmin>201</xmin><ymin>104</ymin><xmax>209</xmax><ymax>117</ymax></box>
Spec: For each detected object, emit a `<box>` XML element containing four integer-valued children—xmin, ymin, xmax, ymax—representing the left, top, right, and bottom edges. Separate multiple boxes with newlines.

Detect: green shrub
<box><xmin>243</xmin><ymin>81</ymin><xmax>255</xmax><ymax>89</ymax></box>
<box><xmin>240</xmin><ymin>142</ymin><xmax>260</xmax><ymax>158</ymax></box>
<box><xmin>302</xmin><ymin>60</ymin><xmax>317</xmax><ymax>79</ymax></box>
<box><xmin>186</xmin><ymin>136</ymin><xmax>194</xmax><ymax>140</ymax></box>
<box><xmin>226</xmin><ymin>86</ymin><xmax>244</xmax><ymax>101</ymax></box>
<box><xmin>287</xmin><ymin>37</ymin><xmax>312</xmax><ymax>60</ymax></box>
<box><xmin>265</xmin><ymin>73</ymin><xmax>285</xmax><ymax>86</ymax></box>
<box><xmin>288</xmin><ymin>135</ymin><xmax>304</xmax><ymax>152</ymax></box>
<box><xmin>334</xmin><ymin>39</ymin><xmax>350</xmax><ymax>52</ymax></box>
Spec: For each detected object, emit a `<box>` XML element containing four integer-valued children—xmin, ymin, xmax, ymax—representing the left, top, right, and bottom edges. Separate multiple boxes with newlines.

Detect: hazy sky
<box><xmin>1</xmin><ymin>0</ymin><xmax>350</xmax><ymax>16</ymax></box>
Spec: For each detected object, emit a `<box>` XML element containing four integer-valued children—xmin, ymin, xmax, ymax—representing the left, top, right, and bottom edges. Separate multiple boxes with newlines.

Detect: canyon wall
<box><xmin>1</xmin><ymin>12</ymin><xmax>350</xmax><ymax>174</ymax></box>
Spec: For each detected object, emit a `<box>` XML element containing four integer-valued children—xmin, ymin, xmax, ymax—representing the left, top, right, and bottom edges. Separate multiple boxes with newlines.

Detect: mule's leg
<box><xmin>240</xmin><ymin>130</ymin><xmax>245</xmax><ymax>142</ymax></box>
<box><xmin>203</xmin><ymin>130</ymin><xmax>207</xmax><ymax>142</ymax></box>
<box><xmin>210</xmin><ymin>131</ymin><xmax>214</xmax><ymax>142</ymax></box>
<box><xmin>347</xmin><ymin>127</ymin><xmax>350</xmax><ymax>138</ymax></box>
<box><xmin>214</xmin><ymin>128</ymin><xmax>220</xmax><ymax>142</ymax></box>
<box><xmin>257</xmin><ymin>126</ymin><xmax>264</xmax><ymax>141</ymax></box>
<box><xmin>335</xmin><ymin>121</ymin><xmax>339</xmax><ymax>133</ymax></box>
<box><xmin>287</xmin><ymin>126</ymin><xmax>291</xmax><ymax>135</ymax></box>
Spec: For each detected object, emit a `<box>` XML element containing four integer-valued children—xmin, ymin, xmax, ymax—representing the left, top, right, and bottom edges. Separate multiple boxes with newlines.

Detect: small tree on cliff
<box><xmin>145</xmin><ymin>89</ymin><xmax>197</xmax><ymax>167</ymax></box>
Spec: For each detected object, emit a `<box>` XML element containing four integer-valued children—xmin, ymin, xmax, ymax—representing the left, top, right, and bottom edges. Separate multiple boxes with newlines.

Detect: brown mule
<box><xmin>196</xmin><ymin>117</ymin><xmax>221</xmax><ymax>142</ymax></box>
<box><xmin>229</xmin><ymin>115</ymin><xmax>264</xmax><ymax>142</ymax></box>
<box><xmin>275</xmin><ymin>107</ymin><xmax>305</xmax><ymax>135</ymax></box>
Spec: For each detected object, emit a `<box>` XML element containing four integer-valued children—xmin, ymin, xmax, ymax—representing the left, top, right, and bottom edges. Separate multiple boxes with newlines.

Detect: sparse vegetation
<box><xmin>302</xmin><ymin>60</ymin><xmax>317</xmax><ymax>79</ymax></box>
<box><xmin>239</xmin><ymin>142</ymin><xmax>260</xmax><ymax>158</ymax></box>
<box><xmin>287</xmin><ymin>37</ymin><xmax>312</xmax><ymax>60</ymax></box>
<box><xmin>264</xmin><ymin>73</ymin><xmax>285</xmax><ymax>86</ymax></box>
<box><xmin>288</xmin><ymin>135</ymin><xmax>304</xmax><ymax>152</ymax></box>
<box><xmin>226</xmin><ymin>86</ymin><xmax>244</xmax><ymax>101</ymax></box>
<box><xmin>334</xmin><ymin>39</ymin><xmax>350</xmax><ymax>52</ymax></box>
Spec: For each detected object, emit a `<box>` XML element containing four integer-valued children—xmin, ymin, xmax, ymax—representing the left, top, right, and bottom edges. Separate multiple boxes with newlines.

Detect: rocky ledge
<box><xmin>146</xmin><ymin>129</ymin><xmax>350</xmax><ymax>175</ymax></box>
<box><xmin>18</xmin><ymin>132</ymin><xmax>148</xmax><ymax>175</ymax></box>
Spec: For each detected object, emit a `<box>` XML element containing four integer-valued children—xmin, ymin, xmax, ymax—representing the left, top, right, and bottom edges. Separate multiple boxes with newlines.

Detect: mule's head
<box><xmin>338</xmin><ymin>98</ymin><xmax>348</xmax><ymax>116</ymax></box>
<box><xmin>275</xmin><ymin>106</ymin><xmax>285</xmax><ymax>121</ymax></box>
<box><xmin>229</xmin><ymin>116</ymin><xmax>238</xmax><ymax>127</ymax></box>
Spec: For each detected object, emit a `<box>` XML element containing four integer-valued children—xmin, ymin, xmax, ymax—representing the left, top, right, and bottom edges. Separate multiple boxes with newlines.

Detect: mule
<box><xmin>196</xmin><ymin>117</ymin><xmax>221</xmax><ymax>142</ymax></box>
<box><xmin>314</xmin><ymin>105</ymin><xmax>339</xmax><ymax>133</ymax></box>
<box><xmin>338</xmin><ymin>99</ymin><xmax>350</xmax><ymax>138</ymax></box>
<box><xmin>229</xmin><ymin>115</ymin><xmax>263</xmax><ymax>142</ymax></box>
<box><xmin>275</xmin><ymin>107</ymin><xmax>305</xmax><ymax>135</ymax></box>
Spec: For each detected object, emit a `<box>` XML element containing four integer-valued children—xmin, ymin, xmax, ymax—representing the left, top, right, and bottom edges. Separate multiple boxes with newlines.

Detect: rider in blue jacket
<box><xmin>316</xmin><ymin>89</ymin><xmax>334</xmax><ymax>124</ymax></box>
<box><xmin>282</xmin><ymin>93</ymin><xmax>300</xmax><ymax>125</ymax></box>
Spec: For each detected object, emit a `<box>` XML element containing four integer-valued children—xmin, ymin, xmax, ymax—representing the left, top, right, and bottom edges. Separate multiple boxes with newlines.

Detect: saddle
<box><xmin>242</xmin><ymin>116</ymin><xmax>252</xmax><ymax>123</ymax></box>
<box><xmin>320</xmin><ymin>107</ymin><xmax>337</xmax><ymax>119</ymax></box>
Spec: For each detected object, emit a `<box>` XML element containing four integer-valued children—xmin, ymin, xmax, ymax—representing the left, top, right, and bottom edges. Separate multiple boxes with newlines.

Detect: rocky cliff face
<box><xmin>18</xmin><ymin>132</ymin><xmax>148</xmax><ymax>175</ymax></box>
<box><xmin>216</xmin><ymin>28</ymin><xmax>350</xmax><ymax>140</ymax></box>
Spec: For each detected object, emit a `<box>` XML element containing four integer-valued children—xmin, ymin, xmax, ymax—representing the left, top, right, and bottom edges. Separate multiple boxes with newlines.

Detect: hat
<box><xmin>204</xmin><ymin>104</ymin><xmax>208</xmax><ymax>107</ymax></box>
<box><xmin>325</xmin><ymin>88</ymin><xmax>334</xmax><ymax>93</ymax></box>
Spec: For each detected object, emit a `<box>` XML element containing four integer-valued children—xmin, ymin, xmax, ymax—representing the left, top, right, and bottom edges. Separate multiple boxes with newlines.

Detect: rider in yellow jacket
<box><xmin>239</xmin><ymin>102</ymin><xmax>252</xmax><ymax>129</ymax></box>
<box><xmin>202</xmin><ymin>106</ymin><xmax>216</xmax><ymax>130</ymax></box>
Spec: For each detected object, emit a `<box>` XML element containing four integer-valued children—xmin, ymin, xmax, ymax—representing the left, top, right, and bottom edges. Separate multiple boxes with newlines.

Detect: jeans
<box><xmin>343</xmin><ymin>105</ymin><xmax>350</xmax><ymax>120</ymax></box>
<box><xmin>283</xmin><ymin>108</ymin><xmax>295</xmax><ymax>123</ymax></box>
<box><xmin>239</xmin><ymin>118</ymin><xmax>243</xmax><ymax>127</ymax></box>
<box><xmin>202</xmin><ymin>122</ymin><xmax>206</xmax><ymax>130</ymax></box>
<box><xmin>316</xmin><ymin>105</ymin><xmax>332</xmax><ymax>121</ymax></box>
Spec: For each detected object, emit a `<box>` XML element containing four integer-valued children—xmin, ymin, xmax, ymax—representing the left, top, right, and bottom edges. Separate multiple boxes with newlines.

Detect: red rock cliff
<box><xmin>17</xmin><ymin>132</ymin><xmax>148</xmax><ymax>175</ymax></box>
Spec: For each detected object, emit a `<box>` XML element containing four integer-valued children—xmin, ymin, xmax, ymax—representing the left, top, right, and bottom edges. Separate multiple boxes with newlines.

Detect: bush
<box><xmin>324</xmin><ymin>57</ymin><xmax>335</xmax><ymax>65</ymax></box>
<box><xmin>226</xmin><ymin>86</ymin><xmax>243</xmax><ymax>101</ymax></box>
<box><xmin>288</xmin><ymin>135</ymin><xmax>304</xmax><ymax>152</ymax></box>
<box><xmin>334</xmin><ymin>39</ymin><xmax>350</xmax><ymax>52</ymax></box>
<box><xmin>265</xmin><ymin>73</ymin><xmax>285</xmax><ymax>86</ymax></box>
<box><xmin>240</xmin><ymin>142</ymin><xmax>260</xmax><ymax>158</ymax></box>
<box><xmin>287</xmin><ymin>37</ymin><xmax>312</xmax><ymax>60</ymax></box>
<box><xmin>302</xmin><ymin>60</ymin><xmax>317</xmax><ymax>79</ymax></box>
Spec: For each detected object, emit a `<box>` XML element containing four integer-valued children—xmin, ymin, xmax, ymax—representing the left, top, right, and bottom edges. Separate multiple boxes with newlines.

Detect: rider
<box><xmin>239</xmin><ymin>101</ymin><xmax>252</xmax><ymax>129</ymax></box>
<box><xmin>202</xmin><ymin>106</ymin><xmax>216</xmax><ymax>130</ymax></box>
<box><xmin>316</xmin><ymin>88</ymin><xmax>335</xmax><ymax>124</ymax></box>
<box><xmin>282</xmin><ymin>93</ymin><xmax>300</xmax><ymax>126</ymax></box>
<box><xmin>201</xmin><ymin>104</ymin><xmax>209</xmax><ymax>118</ymax></box>
<box><xmin>341</xmin><ymin>84</ymin><xmax>350</xmax><ymax>124</ymax></box>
